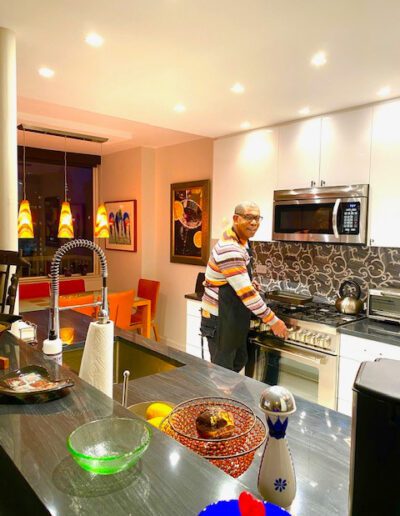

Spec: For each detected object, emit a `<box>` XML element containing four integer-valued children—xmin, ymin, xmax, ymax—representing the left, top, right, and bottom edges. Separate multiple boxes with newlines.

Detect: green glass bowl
<box><xmin>67</xmin><ymin>417</ymin><xmax>152</xmax><ymax>475</ymax></box>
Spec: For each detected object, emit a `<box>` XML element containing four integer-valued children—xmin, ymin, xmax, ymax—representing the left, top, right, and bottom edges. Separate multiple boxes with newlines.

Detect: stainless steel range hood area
<box><xmin>272</xmin><ymin>184</ymin><xmax>369</xmax><ymax>244</ymax></box>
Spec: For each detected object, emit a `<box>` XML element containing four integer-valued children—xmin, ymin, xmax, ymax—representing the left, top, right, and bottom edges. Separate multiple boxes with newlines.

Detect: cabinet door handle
<box><xmin>320</xmin><ymin>180</ymin><xmax>326</xmax><ymax>187</ymax></box>
<box><xmin>311</xmin><ymin>180</ymin><xmax>316</xmax><ymax>187</ymax></box>
<box><xmin>370</xmin><ymin>238</ymin><xmax>375</xmax><ymax>246</ymax></box>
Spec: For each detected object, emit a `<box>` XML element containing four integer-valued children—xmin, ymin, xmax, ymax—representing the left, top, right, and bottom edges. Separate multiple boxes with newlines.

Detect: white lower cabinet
<box><xmin>338</xmin><ymin>333</ymin><xmax>400</xmax><ymax>416</ymax></box>
<box><xmin>186</xmin><ymin>300</ymin><xmax>210</xmax><ymax>362</ymax></box>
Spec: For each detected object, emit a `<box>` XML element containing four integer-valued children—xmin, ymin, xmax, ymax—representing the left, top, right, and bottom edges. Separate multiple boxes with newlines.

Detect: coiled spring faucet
<box><xmin>43</xmin><ymin>239</ymin><xmax>109</xmax><ymax>355</ymax></box>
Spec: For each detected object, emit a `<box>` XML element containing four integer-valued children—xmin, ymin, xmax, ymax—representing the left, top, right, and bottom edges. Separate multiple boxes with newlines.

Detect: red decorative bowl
<box><xmin>161</xmin><ymin>397</ymin><xmax>266</xmax><ymax>478</ymax></box>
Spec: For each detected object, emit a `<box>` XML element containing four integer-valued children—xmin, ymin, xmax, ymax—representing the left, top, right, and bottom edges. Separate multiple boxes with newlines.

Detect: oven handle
<box><xmin>255</xmin><ymin>339</ymin><xmax>324</xmax><ymax>366</ymax></box>
<box><xmin>332</xmin><ymin>198</ymin><xmax>341</xmax><ymax>238</ymax></box>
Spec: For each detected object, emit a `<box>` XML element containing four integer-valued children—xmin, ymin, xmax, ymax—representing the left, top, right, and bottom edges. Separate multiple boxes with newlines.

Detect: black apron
<box><xmin>201</xmin><ymin>244</ymin><xmax>253</xmax><ymax>372</ymax></box>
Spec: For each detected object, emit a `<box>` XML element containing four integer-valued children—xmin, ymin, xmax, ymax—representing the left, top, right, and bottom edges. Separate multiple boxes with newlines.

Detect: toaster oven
<box><xmin>367</xmin><ymin>288</ymin><xmax>400</xmax><ymax>324</ymax></box>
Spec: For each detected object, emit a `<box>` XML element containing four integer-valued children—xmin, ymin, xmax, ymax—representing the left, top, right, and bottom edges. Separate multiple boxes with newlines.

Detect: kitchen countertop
<box><xmin>184</xmin><ymin>292</ymin><xmax>202</xmax><ymax>302</ymax></box>
<box><xmin>0</xmin><ymin>310</ymin><xmax>351</xmax><ymax>515</ymax></box>
<box><xmin>339</xmin><ymin>318</ymin><xmax>400</xmax><ymax>347</ymax></box>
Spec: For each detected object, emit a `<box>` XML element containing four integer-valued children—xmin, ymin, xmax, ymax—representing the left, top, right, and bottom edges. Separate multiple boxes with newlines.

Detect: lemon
<box><xmin>147</xmin><ymin>416</ymin><xmax>165</xmax><ymax>428</ymax></box>
<box><xmin>145</xmin><ymin>402</ymin><xmax>173</xmax><ymax>420</ymax></box>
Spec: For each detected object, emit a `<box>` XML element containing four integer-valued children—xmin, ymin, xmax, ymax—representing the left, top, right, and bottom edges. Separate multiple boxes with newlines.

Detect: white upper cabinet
<box><xmin>320</xmin><ymin>107</ymin><xmax>372</xmax><ymax>187</ymax></box>
<box><xmin>369</xmin><ymin>99</ymin><xmax>400</xmax><ymax>247</ymax></box>
<box><xmin>212</xmin><ymin>129</ymin><xmax>278</xmax><ymax>241</ymax></box>
<box><xmin>277</xmin><ymin>118</ymin><xmax>321</xmax><ymax>190</ymax></box>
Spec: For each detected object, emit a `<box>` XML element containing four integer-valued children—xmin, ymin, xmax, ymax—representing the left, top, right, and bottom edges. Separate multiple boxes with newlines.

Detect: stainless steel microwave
<box><xmin>272</xmin><ymin>184</ymin><xmax>369</xmax><ymax>244</ymax></box>
<box><xmin>367</xmin><ymin>288</ymin><xmax>400</xmax><ymax>324</ymax></box>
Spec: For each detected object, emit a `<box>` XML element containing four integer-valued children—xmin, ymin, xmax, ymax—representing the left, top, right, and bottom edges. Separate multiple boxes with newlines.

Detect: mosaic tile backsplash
<box><xmin>252</xmin><ymin>242</ymin><xmax>400</xmax><ymax>304</ymax></box>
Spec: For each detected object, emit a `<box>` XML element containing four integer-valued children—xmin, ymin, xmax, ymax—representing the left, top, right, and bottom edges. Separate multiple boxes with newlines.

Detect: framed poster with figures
<box><xmin>170</xmin><ymin>180</ymin><xmax>210</xmax><ymax>265</ymax></box>
<box><xmin>105</xmin><ymin>200</ymin><xmax>137</xmax><ymax>252</ymax></box>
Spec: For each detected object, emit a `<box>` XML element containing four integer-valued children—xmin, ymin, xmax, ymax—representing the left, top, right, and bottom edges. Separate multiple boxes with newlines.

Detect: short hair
<box><xmin>234</xmin><ymin>201</ymin><xmax>260</xmax><ymax>215</ymax></box>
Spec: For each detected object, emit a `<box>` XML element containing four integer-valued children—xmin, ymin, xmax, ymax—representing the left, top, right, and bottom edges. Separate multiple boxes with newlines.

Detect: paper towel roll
<box><xmin>79</xmin><ymin>320</ymin><xmax>114</xmax><ymax>398</ymax></box>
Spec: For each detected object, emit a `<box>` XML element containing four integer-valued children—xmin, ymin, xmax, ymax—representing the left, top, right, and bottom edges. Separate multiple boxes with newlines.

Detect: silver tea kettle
<box><xmin>335</xmin><ymin>280</ymin><xmax>363</xmax><ymax>315</ymax></box>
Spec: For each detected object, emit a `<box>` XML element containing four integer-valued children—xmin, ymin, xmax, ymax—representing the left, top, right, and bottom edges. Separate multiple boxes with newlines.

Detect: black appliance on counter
<box><xmin>350</xmin><ymin>358</ymin><xmax>400</xmax><ymax>515</ymax></box>
<box><xmin>195</xmin><ymin>272</ymin><xmax>205</xmax><ymax>297</ymax></box>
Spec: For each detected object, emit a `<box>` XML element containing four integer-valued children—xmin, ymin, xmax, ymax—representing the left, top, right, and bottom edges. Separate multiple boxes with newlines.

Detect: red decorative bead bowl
<box><xmin>160</xmin><ymin>397</ymin><xmax>266</xmax><ymax>478</ymax></box>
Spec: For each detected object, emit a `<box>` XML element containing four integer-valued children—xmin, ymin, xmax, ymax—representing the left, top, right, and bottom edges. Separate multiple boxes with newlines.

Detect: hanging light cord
<box><xmin>64</xmin><ymin>136</ymin><xmax>68</xmax><ymax>202</ymax></box>
<box><xmin>99</xmin><ymin>142</ymin><xmax>103</xmax><ymax>201</ymax></box>
<box><xmin>23</xmin><ymin>128</ymin><xmax>27</xmax><ymax>200</ymax></box>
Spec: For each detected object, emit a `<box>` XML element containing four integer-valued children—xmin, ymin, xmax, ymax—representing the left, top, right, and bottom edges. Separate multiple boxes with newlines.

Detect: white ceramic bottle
<box><xmin>258</xmin><ymin>385</ymin><xmax>297</xmax><ymax>509</ymax></box>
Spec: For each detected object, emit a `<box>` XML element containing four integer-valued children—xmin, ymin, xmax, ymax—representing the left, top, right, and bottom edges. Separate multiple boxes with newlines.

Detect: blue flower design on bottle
<box><xmin>274</xmin><ymin>478</ymin><xmax>287</xmax><ymax>492</ymax></box>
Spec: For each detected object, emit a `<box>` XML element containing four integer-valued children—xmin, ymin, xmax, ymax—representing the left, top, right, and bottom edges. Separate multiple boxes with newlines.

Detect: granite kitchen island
<box><xmin>0</xmin><ymin>310</ymin><xmax>351</xmax><ymax>515</ymax></box>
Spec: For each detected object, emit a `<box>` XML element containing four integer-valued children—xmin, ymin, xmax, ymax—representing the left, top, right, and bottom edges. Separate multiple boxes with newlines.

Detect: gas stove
<box><xmin>269</xmin><ymin>301</ymin><xmax>366</xmax><ymax>327</ymax></box>
<box><xmin>250</xmin><ymin>300</ymin><xmax>366</xmax><ymax>355</ymax></box>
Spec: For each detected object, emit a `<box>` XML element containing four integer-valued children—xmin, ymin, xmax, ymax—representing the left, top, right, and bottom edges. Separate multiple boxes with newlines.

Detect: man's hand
<box><xmin>270</xmin><ymin>319</ymin><xmax>289</xmax><ymax>339</ymax></box>
<box><xmin>252</xmin><ymin>279</ymin><xmax>262</xmax><ymax>292</ymax></box>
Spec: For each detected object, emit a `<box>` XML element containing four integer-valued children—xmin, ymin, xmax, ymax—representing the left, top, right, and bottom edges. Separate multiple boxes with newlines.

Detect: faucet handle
<box><xmin>97</xmin><ymin>308</ymin><xmax>109</xmax><ymax>324</ymax></box>
<box><xmin>122</xmin><ymin>370</ymin><xmax>130</xmax><ymax>408</ymax></box>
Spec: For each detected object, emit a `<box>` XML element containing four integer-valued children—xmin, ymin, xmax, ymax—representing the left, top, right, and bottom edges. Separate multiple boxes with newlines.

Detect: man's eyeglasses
<box><xmin>236</xmin><ymin>213</ymin><xmax>264</xmax><ymax>223</ymax></box>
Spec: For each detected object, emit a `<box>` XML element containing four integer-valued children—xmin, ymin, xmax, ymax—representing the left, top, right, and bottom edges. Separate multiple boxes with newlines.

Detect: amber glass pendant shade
<box><xmin>58</xmin><ymin>201</ymin><xmax>74</xmax><ymax>238</ymax></box>
<box><xmin>17</xmin><ymin>199</ymin><xmax>34</xmax><ymax>238</ymax></box>
<box><xmin>94</xmin><ymin>204</ymin><xmax>109</xmax><ymax>238</ymax></box>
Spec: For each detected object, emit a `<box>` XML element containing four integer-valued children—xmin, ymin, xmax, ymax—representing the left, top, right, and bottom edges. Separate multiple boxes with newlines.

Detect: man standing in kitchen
<box><xmin>201</xmin><ymin>201</ymin><xmax>288</xmax><ymax>372</ymax></box>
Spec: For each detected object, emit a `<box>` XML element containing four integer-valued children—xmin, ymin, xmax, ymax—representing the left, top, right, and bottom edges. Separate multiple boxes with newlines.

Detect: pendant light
<box><xmin>94</xmin><ymin>143</ymin><xmax>110</xmax><ymax>238</ymax></box>
<box><xmin>57</xmin><ymin>137</ymin><xmax>74</xmax><ymax>238</ymax></box>
<box><xmin>17</xmin><ymin>129</ymin><xmax>34</xmax><ymax>238</ymax></box>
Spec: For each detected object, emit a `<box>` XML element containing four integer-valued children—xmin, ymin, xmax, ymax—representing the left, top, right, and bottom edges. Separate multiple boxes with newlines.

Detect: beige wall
<box><xmin>100</xmin><ymin>138</ymin><xmax>213</xmax><ymax>350</ymax></box>
<box><xmin>154</xmin><ymin>138</ymin><xmax>213</xmax><ymax>350</ymax></box>
<box><xmin>101</xmin><ymin>147</ymin><xmax>142</xmax><ymax>293</ymax></box>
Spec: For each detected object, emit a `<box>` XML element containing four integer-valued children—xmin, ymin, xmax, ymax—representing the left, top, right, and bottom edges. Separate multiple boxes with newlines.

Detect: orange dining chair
<box><xmin>19</xmin><ymin>281</ymin><xmax>50</xmax><ymax>300</ymax></box>
<box><xmin>108</xmin><ymin>290</ymin><xmax>135</xmax><ymax>330</ymax></box>
<box><xmin>130</xmin><ymin>279</ymin><xmax>160</xmax><ymax>341</ymax></box>
<box><xmin>59</xmin><ymin>293</ymin><xmax>96</xmax><ymax>317</ymax></box>
<box><xmin>59</xmin><ymin>279</ymin><xmax>85</xmax><ymax>295</ymax></box>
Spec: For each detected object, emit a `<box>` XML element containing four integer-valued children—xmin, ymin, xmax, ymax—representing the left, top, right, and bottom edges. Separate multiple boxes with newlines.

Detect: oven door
<box><xmin>246</xmin><ymin>337</ymin><xmax>338</xmax><ymax>410</ymax></box>
<box><xmin>273</xmin><ymin>197</ymin><xmax>367</xmax><ymax>244</ymax></box>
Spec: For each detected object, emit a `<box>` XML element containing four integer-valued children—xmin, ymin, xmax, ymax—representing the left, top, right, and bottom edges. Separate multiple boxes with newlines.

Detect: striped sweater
<box><xmin>201</xmin><ymin>228</ymin><xmax>278</xmax><ymax>325</ymax></box>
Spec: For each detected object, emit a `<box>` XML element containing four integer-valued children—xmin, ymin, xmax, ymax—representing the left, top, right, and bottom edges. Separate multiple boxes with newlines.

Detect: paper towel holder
<box><xmin>43</xmin><ymin>239</ymin><xmax>109</xmax><ymax>355</ymax></box>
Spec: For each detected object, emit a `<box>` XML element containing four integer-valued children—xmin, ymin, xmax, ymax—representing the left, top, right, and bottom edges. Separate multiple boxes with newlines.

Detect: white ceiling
<box><xmin>2</xmin><ymin>0</ymin><xmax>400</xmax><ymax>150</ymax></box>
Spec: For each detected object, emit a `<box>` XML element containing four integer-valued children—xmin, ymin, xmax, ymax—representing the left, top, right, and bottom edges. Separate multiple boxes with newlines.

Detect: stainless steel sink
<box><xmin>62</xmin><ymin>336</ymin><xmax>184</xmax><ymax>383</ymax></box>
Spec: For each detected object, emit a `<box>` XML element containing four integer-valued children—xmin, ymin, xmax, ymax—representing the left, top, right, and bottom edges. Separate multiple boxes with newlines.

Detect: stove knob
<box><xmin>319</xmin><ymin>336</ymin><xmax>330</xmax><ymax>349</ymax></box>
<box><xmin>305</xmin><ymin>332</ymin><xmax>315</xmax><ymax>345</ymax></box>
<box><xmin>313</xmin><ymin>334</ymin><xmax>323</xmax><ymax>348</ymax></box>
<box><xmin>297</xmin><ymin>330</ymin><xmax>306</xmax><ymax>343</ymax></box>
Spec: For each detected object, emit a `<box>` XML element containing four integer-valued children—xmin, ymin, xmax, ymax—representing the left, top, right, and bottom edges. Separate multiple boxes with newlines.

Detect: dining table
<box><xmin>19</xmin><ymin>291</ymin><xmax>152</xmax><ymax>339</ymax></box>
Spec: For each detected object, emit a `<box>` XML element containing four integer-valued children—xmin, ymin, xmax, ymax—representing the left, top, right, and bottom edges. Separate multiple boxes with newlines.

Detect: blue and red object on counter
<box><xmin>199</xmin><ymin>491</ymin><xmax>290</xmax><ymax>515</ymax></box>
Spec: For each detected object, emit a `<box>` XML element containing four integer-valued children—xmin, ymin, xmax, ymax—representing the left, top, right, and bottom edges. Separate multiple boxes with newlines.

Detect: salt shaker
<box><xmin>258</xmin><ymin>385</ymin><xmax>297</xmax><ymax>509</ymax></box>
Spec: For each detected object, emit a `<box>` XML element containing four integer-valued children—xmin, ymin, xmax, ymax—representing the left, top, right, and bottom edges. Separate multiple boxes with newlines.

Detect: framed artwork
<box><xmin>105</xmin><ymin>200</ymin><xmax>137</xmax><ymax>252</ymax></box>
<box><xmin>170</xmin><ymin>179</ymin><xmax>210</xmax><ymax>265</ymax></box>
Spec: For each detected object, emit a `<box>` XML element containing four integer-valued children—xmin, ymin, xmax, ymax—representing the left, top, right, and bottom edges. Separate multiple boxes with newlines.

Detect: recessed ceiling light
<box><xmin>174</xmin><ymin>103</ymin><xmax>186</xmax><ymax>113</ymax></box>
<box><xmin>311</xmin><ymin>51</ymin><xmax>327</xmax><ymax>67</ymax></box>
<box><xmin>377</xmin><ymin>85</ymin><xmax>391</xmax><ymax>97</ymax></box>
<box><xmin>231</xmin><ymin>82</ymin><xmax>245</xmax><ymax>94</ymax></box>
<box><xmin>240</xmin><ymin>121</ymin><xmax>251</xmax><ymax>130</ymax></box>
<box><xmin>38</xmin><ymin>67</ymin><xmax>55</xmax><ymax>78</ymax></box>
<box><xmin>85</xmin><ymin>32</ymin><xmax>104</xmax><ymax>47</ymax></box>
<box><xmin>298</xmin><ymin>107</ymin><xmax>310</xmax><ymax>116</ymax></box>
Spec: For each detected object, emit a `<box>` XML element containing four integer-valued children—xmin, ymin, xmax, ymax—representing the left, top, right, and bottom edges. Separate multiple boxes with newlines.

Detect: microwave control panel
<box><xmin>340</xmin><ymin>202</ymin><xmax>360</xmax><ymax>234</ymax></box>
